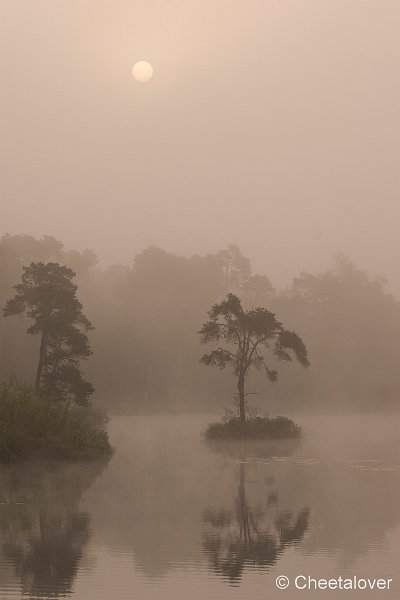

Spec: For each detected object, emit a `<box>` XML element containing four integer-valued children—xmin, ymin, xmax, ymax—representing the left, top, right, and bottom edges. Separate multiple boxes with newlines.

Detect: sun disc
<box><xmin>132</xmin><ymin>61</ymin><xmax>154</xmax><ymax>82</ymax></box>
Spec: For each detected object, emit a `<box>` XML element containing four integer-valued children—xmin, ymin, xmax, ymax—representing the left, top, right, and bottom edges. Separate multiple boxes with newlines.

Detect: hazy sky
<box><xmin>1</xmin><ymin>1</ymin><xmax>399</xmax><ymax>292</ymax></box>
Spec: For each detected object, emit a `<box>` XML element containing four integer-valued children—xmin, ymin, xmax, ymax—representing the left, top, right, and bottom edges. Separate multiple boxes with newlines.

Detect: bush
<box><xmin>0</xmin><ymin>378</ymin><xmax>114</xmax><ymax>462</ymax></box>
<box><xmin>204</xmin><ymin>416</ymin><xmax>302</xmax><ymax>440</ymax></box>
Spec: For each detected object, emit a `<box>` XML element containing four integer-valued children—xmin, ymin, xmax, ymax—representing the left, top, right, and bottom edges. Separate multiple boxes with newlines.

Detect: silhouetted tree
<box><xmin>198</xmin><ymin>294</ymin><xmax>309</xmax><ymax>421</ymax></box>
<box><xmin>241</xmin><ymin>274</ymin><xmax>275</xmax><ymax>300</ymax></box>
<box><xmin>3</xmin><ymin>262</ymin><xmax>93</xmax><ymax>404</ymax></box>
<box><xmin>215</xmin><ymin>244</ymin><xmax>251</xmax><ymax>291</ymax></box>
<box><xmin>1</xmin><ymin>233</ymin><xmax>64</xmax><ymax>265</ymax></box>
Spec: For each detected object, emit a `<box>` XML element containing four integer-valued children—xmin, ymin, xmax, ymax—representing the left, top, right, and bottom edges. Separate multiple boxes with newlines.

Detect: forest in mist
<box><xmin>1</xmin><ymin>233</ymin><xmax>399</xmax><ymax>415</ymax></box>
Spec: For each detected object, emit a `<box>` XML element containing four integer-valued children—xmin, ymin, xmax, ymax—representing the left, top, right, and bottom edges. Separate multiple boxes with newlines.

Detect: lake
<box><xmin>0</xmin><ymin>414</ymin><xmax>399</xmax><ymax>599</ymax></box>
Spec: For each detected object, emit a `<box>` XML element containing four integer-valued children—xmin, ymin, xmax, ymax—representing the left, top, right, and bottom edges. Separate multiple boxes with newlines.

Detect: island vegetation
<box><xmin>0</xmin><ymin>378</ymin><xmax>112</xmax><ymax>462</ymax></box>
<box><xmin>1</xmin><ymin>260</ymin><xmax>113</xmax><ymax>462</ymax></box>
<box><xmin>199</xmin><ymin>293</ymin><xmax>309</xmax><ymax>439</ymax></box>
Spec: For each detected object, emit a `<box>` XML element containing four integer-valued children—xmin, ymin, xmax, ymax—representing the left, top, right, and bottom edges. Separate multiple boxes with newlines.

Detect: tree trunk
<box><xmin>35</xmin><ymin>328</ymin><xmax>48</xmax><ymax>391</ymax></box>
<box><xmin>237</xmin><ymin>370</ymin><xmax>246</xmax><ymax>422</ymax></box>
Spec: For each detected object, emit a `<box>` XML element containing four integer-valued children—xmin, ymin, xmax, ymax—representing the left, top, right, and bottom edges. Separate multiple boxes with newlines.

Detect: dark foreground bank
<box><xmin>0</xmin><ymin>378</ymin><xmax>113</xmax><ymax>462</ymax></box>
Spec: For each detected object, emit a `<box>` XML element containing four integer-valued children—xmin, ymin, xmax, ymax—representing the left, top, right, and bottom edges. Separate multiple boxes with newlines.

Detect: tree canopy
<box><xmin>199</xmin><ymin>293</ymin><xmax>309</xmax><ymax>421</ymax></box>
<box><xmin>3</xmin><ymin>262</ymin><xmax>93</xmax><ymax>405</ymax></box>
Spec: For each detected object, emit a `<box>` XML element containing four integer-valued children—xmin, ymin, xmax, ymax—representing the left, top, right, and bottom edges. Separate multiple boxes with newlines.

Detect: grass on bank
<box><xmin>0</xmin><ymin>378</ymin><xmax>114</xmax><ymax>462</ymax></box>
<box><xmin>204</xmin><ymin>415</ymin><xmax>302</xmax><ymax>440</ymax></box>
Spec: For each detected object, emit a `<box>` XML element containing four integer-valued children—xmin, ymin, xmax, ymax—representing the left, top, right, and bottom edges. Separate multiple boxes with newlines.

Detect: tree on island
<box><xmin>3</xmin><ymin>262</ymin><xmax>94</xmax><ymax>405</ymax></box>
<box><xmin>198</xmin><ymin>293</ymin><xmax>309</xmax><ymax>422</ymax></box>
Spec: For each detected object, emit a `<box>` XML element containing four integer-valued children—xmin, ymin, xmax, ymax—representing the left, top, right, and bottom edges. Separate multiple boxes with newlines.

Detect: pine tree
<box><xmin>3</xmin><ymin>262</ymin><xmax>94</xmax><ymax>405</ymax></box>
<box><xmin>198</xmin><ymin>293</ymin><xmax>309</xmax><ymax>421</ymax></box>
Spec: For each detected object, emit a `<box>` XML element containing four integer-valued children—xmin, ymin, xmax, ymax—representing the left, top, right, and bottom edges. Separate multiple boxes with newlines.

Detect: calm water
<box><xmin>0</xmin><ymin>415</ymin><xmax>399</xmax><ymax>599</ymax></box>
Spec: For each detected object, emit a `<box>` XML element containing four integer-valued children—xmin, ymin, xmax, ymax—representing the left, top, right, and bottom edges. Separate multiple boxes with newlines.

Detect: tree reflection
<box><xmin>0</xmin><ymin>461</ymin><xmax>106</xmax><ymax>598</ymax></box>
<box><xmin>203</xmin><ymin>446</ymin><xmax>309</xmax><ymax>584</ymax></box>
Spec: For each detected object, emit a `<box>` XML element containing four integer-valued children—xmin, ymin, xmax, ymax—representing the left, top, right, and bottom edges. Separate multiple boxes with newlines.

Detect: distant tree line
<box><xmin>1</xmin><ymin>233</ymin><xmax>400</xmax><ymax>413</ymax></box>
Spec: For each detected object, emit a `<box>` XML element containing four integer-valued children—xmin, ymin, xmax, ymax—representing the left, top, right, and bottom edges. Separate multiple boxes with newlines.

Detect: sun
<box><xmin>132</xmin><ymin>61</ymin><xmax>154</xmax><ymax>82</ymax></box>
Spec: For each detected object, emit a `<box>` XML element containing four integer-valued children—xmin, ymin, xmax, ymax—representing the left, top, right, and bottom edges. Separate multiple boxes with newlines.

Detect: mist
<box><xmin>1</xmin><ymin>1</ymin><xmax>400</xmax><ymax>293</ymax></box>
<box><xmin>1</xmin><ymin>234</ymin><xmax>400</xmax><ymax>415</ymax></box>
<box><xmin>1</xmin><ymin>3</ymin><xmax>400</xmax><ymax>599</ymax></box>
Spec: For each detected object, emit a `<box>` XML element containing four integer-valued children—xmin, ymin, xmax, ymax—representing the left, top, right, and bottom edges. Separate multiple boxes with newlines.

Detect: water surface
<box><xmin>1</xmin><ymin>415</ymin><xmax>399</xmax><ymax>599</ymax></box>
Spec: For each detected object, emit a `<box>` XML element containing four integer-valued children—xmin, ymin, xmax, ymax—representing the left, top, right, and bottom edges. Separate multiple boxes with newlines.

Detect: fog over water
<box><xmin>1</xmin><ymin>1</ymin><xmax>400</xmax><ymax>293</ymax></box>
<box><xmin>1</xmin><ymin>3</ymin><xmax>400</xmax><ymax>599</ymax></box>
<box><xmin>1</xmin><ymin>415</ymin><xmax>400</xmax><ymax>599</ymax></box>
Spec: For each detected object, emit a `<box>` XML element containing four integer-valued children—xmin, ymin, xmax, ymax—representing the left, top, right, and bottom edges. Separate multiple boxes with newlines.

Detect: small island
<box><xmin>198</xmin><ymin>293</ymin><xmax>309</xmax><ymax>440</ymax></box>
<box><xmin>205</xmin><ymin>415</ymin><xmax>302</xmax><ymax>440</ymax></box>
<box><xmin>1</xmin><ymin>262</ymin><xmax>113</xmax><ymax>462</ymax></box>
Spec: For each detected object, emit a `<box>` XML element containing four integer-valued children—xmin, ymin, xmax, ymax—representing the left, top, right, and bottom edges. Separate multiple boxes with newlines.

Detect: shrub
<box><xmin>0</xmin><ymin>378</ymin><xmax>114</xmax><ymax>462</ymax></box>
<box><xmin>204</xmin><ymin>416</ymin><xmax>302</xmax><ymax>440</ymax></box>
